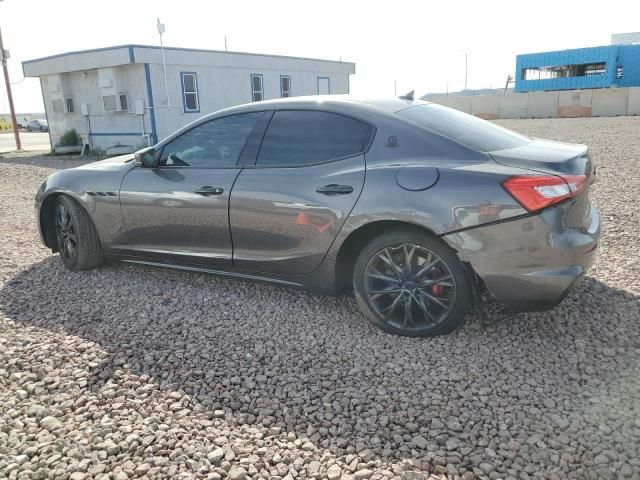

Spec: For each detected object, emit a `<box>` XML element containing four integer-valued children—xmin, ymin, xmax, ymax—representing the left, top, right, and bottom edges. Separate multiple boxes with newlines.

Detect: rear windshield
<box><xmin>397</xmin><ymin>104</ymin><xmax>530</xmax><ymax>152</ymax></box>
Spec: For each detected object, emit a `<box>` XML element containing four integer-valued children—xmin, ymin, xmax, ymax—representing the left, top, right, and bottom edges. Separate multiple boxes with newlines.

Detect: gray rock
<box><xmin>353</xmin><ymin>469</ymin><xmax>374</xmax><ymax>480</ymax></box>
<box><xmin>594</xmin><ymin>455</ymin><xmax>609</xmax><ymax>465</ymax></box>
<box><xmin>102</xmin><ymin>439</ymin><xmax>120</xmax><ymax>456</ymax></box>
<box><xmin>412</xmin><ymin>435</ymin><xmax>428</xmax><ymax>449</ymax></box>
<box><xmin>207</xmin><ymin>448</ymin><xmax>225</xmax><ymax>465</ymax></box>
<box><xmin>327</xmin><ymin>464</ymin><xmax>342</xmax><ymax>480</ymax></box>
<box><xmin>39</xmin><ymin>416</ymin><xmax>62</xmax><ymax>431</ymax></box>
<box><xmin>479</xmin><ymin>463</ymin><xmax>493</xmax><ymax>475</ymax></box>
<box><xmin>228</xmin><ymin>466</ymin><xmax>247</xmax><ymax>480</ymax></box>
<box><xmin>134</xmin><ymin>463</ymin><xmax>151</xmax><ymax>476</ymax></box>
<box><xmin>308</xmin><ymin>460</ymin><xmax>321</xmax><ymax>476</ymax></box>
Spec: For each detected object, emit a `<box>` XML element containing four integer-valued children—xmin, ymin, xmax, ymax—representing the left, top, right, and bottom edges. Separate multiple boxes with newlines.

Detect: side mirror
<box><xmin>134</xmin><ymin>147</ymin><xmax>156</xmax><ymax>167</ymax></box>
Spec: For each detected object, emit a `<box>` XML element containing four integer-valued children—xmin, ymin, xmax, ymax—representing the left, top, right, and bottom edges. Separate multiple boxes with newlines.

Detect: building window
<box><xmin>102</xmin><ymin>94</ymin><xmax>128</xmax><ymax>112</ymax></box>
<box><xmin>51</xmin><ymin>98</ymin><xmax>64</xmax><ymax>114</ymax></box>
<box><xmin>251</xmin><ymin>74</ymin><xmax>264</xmax><ymax>102</ymax></box>
<box><xmin>65</xmin><ymin>98</ymin><xmax>74</xmax><ymax>113</ymax></box>
<box><xmin>317</xmin><ymin>76</ymin><xmax>330</xmax><ymax>95</ymax></box>
<box><xmin>280</xmin><ymin>75</ymin><xmax>291</xmax><ymax>98</ymax></box>
<box><xmin>181</xmin><ymin>72</ymin><xmax>199</xmax><ymax>112</ymax></box>
<box><xmin>521</xmin><ymin>62</ymin><xmax>607</xmax><ymax>81</ymax></box>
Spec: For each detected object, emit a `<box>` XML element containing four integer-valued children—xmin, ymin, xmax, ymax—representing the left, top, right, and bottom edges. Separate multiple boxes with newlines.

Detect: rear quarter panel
<box><xmin>326</xmin><ymin>115</ymin><xmax>529</xmax><ymax>260</ymax></box>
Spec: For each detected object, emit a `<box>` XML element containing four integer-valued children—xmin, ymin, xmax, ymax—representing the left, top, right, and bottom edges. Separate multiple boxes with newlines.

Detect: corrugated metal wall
<box><xmin>515</xmin><ymin>45</ymin><xmax>640</xmax><ymax>92</ymax></box>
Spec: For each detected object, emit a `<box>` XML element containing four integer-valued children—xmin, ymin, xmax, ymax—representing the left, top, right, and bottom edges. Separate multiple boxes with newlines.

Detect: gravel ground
<box><xmin>1</xmin><ymin>116</ymin><xmax>639</xmax><ymax>480</ymax></box>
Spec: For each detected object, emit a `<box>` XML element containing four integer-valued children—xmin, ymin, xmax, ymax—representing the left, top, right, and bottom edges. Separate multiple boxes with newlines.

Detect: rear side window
<box><xmin>257</xmin><ymin>110</ymin><xmax>370</xmax><ymax>166</ymax></box>
<box><xmin>398</xmin><ymin>104</ymin><xmax>530</xmax><ymax>152</ymax></box>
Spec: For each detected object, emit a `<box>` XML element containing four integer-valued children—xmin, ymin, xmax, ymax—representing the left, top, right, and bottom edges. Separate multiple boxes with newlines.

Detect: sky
<box><xmin>1</xmin><ymin>0</ymin><xmax>639</xmax><ymax>113</ymax></box>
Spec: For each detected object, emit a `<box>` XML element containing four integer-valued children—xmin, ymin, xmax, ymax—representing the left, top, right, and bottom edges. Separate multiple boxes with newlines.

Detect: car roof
<box><xmin>213</xmin><ymin>95</ymin><xmax>430</xmax><ymax>118</ymax></box>
<box><xmin>156</xmin><ymin>95</ymin><xmax>432</xmax><ymax>148</ymax></box>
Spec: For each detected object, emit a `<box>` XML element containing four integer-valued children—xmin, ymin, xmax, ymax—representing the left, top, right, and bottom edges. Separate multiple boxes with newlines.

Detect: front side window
<box><xmin>160</xmin><ymin>112</ymin><xmax>263</xmax><ymax>168</ymax></box>
<box><xmin>251</xmin><ymin>74</ymin><xmax>263</xmax><ymax>102</ymax></box>
<box><xmin>256</xmin><ymin>110</ymin><xmax>370</xmax><ymax>167</ymax></box>
<box><xmin>181</xmin><ymin>73</ymin><xmax>199</xmax><ymax>112</ymax></box>
<box><xmin>397</xmin><ymin>103</ymin><xmax>530</xmax><ymax>152</ymax></box>
<box><xmin>280</xmin><ymin>75</ymin><xmax>291</xmax><ymax>97</ymax></box>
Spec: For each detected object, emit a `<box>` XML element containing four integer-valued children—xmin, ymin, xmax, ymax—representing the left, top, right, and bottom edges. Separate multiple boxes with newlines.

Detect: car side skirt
<box><xmin>106</xmin><ymin>254</ymin><xmax>340</xmax><ymax>295</ymax></box>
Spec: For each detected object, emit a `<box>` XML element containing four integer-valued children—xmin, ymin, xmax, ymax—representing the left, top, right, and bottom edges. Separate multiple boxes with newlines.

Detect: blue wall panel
<box><xmin>515</xmin><ymin>45</ymin><xmax>640</xmax><ymax>92</ymax></box>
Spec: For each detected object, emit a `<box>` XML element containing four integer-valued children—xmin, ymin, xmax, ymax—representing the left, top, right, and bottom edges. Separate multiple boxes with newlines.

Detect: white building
<box><xmin>22</xmin><ymin>44</ymin><xmax>355</xmax><ymax>153</ymax></box>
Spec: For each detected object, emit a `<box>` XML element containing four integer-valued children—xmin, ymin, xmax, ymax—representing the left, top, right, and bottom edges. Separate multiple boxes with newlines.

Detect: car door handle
<box><xmin>316</xmin><ymin>184</ymin><xmax>354</xmax><ymax>195</ymax></box>
<box><xmin>195</xmin><ymin>186</ymin><xmax>224</xmax><ymax>196</ymax></box>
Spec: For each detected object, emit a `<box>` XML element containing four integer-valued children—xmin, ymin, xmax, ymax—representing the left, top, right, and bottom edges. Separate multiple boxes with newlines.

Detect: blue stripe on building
<box><xmin>89</xmin><ymin>132</ymin><xmax>143</xmax><ymax>136</ymax></box>
<box><xmin>144</xmin><ymin>63</ymin><xmax>158</xmax><ymax>145</ymax></box>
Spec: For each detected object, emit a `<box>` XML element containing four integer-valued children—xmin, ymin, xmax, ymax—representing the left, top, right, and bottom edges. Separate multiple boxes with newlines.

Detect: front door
<box><xmin>230</xmin><ymin>109</ymin><xmax>372</xmax><ymax>275</ymax></box>
<box><xmin>119</xmin><ymin>112</ymin><xmax>264</xmax><ymax>267</ymax></box>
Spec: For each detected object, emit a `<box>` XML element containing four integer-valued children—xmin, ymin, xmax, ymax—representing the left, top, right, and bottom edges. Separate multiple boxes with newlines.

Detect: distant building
<box><xmin>514</xmin><ymin>44</ymin><xmax>640</xmax><ymax>92</ymax></box>
<box><xmin>22</xmin><ymin>45</ymin><xmax>355</xmax><ymax>152</ymax></box>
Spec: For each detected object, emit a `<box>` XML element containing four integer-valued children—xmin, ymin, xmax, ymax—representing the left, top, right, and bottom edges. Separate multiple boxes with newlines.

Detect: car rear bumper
<box><xmin>442</xmin><ymin>202</ymin><xmax>600</xmax><ymax>311</ymax></box>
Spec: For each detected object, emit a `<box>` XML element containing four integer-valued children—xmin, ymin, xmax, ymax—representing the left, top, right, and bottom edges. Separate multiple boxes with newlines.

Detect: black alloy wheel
<box><xmin>353</xmin><ymin>230</ymin><xmax>471</xmax><ymax>337</ymax></box>
<box><xmin>53</xmin><ymin>196</ymin><xmax>103</xmax><ymax>271</ymax></box>
<box><xmin>55</xmin><ymin>202</ymin><xmax>78</xmax><ymax>264</ymax></box>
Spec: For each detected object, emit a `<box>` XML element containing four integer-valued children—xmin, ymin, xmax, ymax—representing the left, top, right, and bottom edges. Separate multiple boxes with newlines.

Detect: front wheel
<box><xmin>55</xmin><ymin>196</ymin><xmax>103</xmax><ymax>271</ymax></box>
<box><xmin>353</xmin><ymin>230</ymin><xmax>471</xmax><ymax>337</ymax></box>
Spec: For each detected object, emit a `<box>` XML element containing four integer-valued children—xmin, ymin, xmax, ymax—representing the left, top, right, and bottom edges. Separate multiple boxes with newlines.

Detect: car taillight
<box><xmin>502</xmin><ymin>174</ymin><xmax>587</xmax><ymax>212</ymax></box>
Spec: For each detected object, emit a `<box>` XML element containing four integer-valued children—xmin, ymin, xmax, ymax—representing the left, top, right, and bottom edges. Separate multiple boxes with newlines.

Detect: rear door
<box><xmin>119</xmin><ymin>112</ymin><xmax>264</xmax><ymax>267</ymax></box>
<box><xmin>230</xmin><ymin>110</ymin><xmax>372</xmax><ymax>275</ymax></box>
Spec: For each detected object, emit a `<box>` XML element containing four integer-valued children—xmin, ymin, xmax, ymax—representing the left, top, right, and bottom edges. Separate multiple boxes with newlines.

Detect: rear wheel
<box><xmin>353</xmin><ymin>230</ymin><xmax>471</xmax><ymax>337</ymax></box>
<box><xmin>54</xmin><ymin>196</ymin><xmax>103</xmax><ymax>271</ymax></box>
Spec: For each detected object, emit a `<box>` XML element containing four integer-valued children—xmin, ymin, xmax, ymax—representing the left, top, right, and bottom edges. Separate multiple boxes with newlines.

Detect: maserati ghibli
<box><xmin>35</xmin><ymin>95</ymin><xmax>600</xmax><ymax>336</ymax></box>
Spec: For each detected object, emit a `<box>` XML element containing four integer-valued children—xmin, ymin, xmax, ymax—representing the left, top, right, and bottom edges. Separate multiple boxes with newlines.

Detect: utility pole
<box><xmin>0</xmin><ymin>26</ymin><xmax>21</xmax><ymax>150</ymax></box>
<box><xmin>157</xmin><ymin>18</ymin><xmax>171</xmax><ymax>109</ymax></box>
<box><xmin>224</xmin><ymin>35</ymin><xmax>228</xmax><ymax>52</ymax></box>
<box><xmin>464</xmin><ymin>52</ymin><xmax>468</xmax><ymax>92</ymax></box>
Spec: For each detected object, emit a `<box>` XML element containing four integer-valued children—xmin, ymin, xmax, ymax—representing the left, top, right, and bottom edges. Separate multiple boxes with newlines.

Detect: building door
<box><xmin>229</xmin><ymin>109</ymin><xmax>371</xmax><ymax>275</ymax></box>
<box><xmin>119</xmin><ymin>112</ymin><xmax>264</xmax><ymax>267</ymax></box>
<box><xmin>317</xmin><ymin>76</ymin><xmax>330</xmax><ymax>95</ymax></box>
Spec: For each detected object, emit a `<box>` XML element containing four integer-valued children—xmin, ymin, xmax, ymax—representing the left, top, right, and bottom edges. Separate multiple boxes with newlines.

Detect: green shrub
<box><xmin>59</xmin><ymin>129</ymin><xmax>80</xmax><ymax>147</ymax></box>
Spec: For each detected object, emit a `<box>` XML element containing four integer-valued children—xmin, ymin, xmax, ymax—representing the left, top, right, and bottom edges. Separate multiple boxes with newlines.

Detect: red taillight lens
<box><xmin>502</xmin><ymin>174</ymin><xmax>587</xmax><ymax>212</ymax></box>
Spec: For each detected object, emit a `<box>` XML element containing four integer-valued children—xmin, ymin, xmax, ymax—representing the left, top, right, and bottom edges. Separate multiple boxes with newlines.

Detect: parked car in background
<box><xmin>34</xmin><ymin>95</ymin><xmax>600</xmax><ymax>337</ymax></box>
<box><xmin>27</xmin><ymin>119</ymin><xmax>48</xmax><ymax>132</ymax></box>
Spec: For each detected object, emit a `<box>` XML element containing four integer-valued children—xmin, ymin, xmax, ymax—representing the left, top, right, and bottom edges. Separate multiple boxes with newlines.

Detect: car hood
<box><xmin>73</xmin><ymin>154</ymin><xmax>135</xmax><ymax>172</ymax></box>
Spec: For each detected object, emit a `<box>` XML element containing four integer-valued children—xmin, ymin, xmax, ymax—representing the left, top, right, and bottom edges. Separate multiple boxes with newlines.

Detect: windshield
<box><xmin>397</xmin><ymin>103</ymin><xmax>530</xmax><ymax>152</ymax></box>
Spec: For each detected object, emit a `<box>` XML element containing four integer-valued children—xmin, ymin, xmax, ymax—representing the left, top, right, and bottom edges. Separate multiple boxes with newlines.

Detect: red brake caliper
<box><xmin>430</xmin><ymin>267</ymin><xmax>444</xmax><ymax>296</ymax></box>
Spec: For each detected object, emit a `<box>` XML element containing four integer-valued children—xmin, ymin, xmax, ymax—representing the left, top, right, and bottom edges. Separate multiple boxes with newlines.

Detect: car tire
<box><xmin>27</xmin><ymin>126</ymin><xmax>32</xmax><ymax>132</ymax></box>
<box><xmin>353</xmin><ymin>229</ymin><xmax>471</xmax><ymax>337</ymax></box>
<box><xmin>54</xmin><ymin>196</ymin><xmax>103</xmax><ymax>271</ymax></box>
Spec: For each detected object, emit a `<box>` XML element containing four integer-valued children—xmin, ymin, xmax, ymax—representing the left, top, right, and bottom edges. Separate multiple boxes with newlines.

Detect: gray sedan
<box><xmin>27</xmin><ymin>119</ymin><xmax>48</xmax><ymax>132</ymax></box>
<box><xmin>35</xmin><ymin>96</ymin><xmax>600</xmax><ymax>337</ymax></box>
